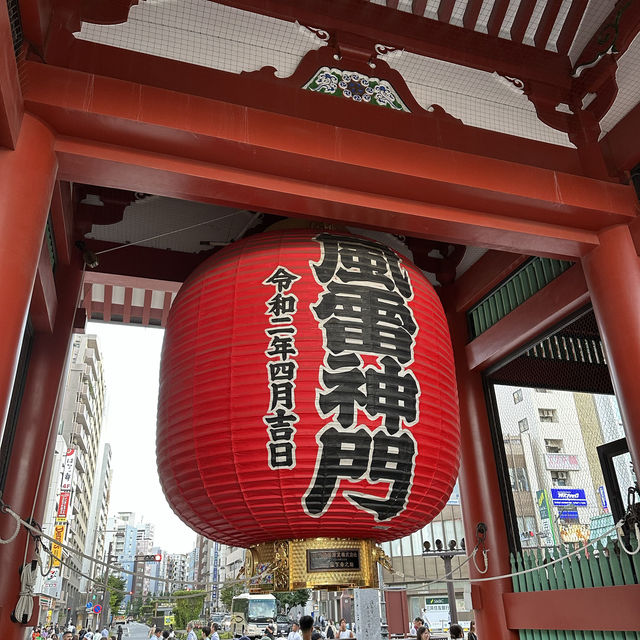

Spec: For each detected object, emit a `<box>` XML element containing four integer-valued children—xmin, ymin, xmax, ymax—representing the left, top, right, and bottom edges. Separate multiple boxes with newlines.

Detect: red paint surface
<box><xmin>157</xmin><ymin>231</ymin><xmax>460</xmax><ymax>546</ymax></box>
<box><xmin>0</xmin><ymin>114</ymin><xmax>56</xmax><ymax>438</ymax></box>
<box><xmin>582</xmin><ymin>225</ymin><xmax>640</xmax><ymax>479</ymax></box>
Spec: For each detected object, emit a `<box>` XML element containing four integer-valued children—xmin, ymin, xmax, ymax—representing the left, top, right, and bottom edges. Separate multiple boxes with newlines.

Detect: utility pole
<box><xmin>422</xmin><ymin>540</ymin><xmax>466</xmax><ymax>626</ymax></box>
<box><xmin>101</xmin><ymin>541</ymin><xmax>113</xmax><ymax>630</ymax></box>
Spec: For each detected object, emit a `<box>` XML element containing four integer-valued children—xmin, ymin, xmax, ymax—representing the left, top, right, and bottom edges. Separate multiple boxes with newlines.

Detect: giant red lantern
<box><xmin>157</xmin><ymin>230</ymin><xmax>459</xmax><ymax>573</ymax></box>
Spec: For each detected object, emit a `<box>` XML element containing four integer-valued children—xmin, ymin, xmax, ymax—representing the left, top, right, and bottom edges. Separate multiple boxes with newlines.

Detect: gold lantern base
<box><xmin>244</xmin><ymin>538</ymin><xmax>387</xmax><ymax>592</ymax></box>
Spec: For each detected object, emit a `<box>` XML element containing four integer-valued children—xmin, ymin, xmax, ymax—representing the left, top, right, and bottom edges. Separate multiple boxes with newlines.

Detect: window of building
<box><xmin>513</xmin><ymin>389</ymin><xmax>523</xmax><ymax>404</ymax></box>
<box><xmin>545</xmin><ymin>438</ymin><xmax>563</xmax><ymax>453</ymax></box>
<box><xmin>518</xmin><ymin>418</ymin><xmax>529</xmax><ymax>433</ymax></box>
<box><xmin>538</xmin><ymin>408</ymin><xmax>558</xmax><ymax>422</ymax></box>
<box><xmin>509</xmin><ymin>467</ymin><xmax>530</xmax><ymax>492</ymax></box>
<box><xmin>551</xmin><ymin>470</ymin><xmax>570</xmax><ymax>486</ymax></box>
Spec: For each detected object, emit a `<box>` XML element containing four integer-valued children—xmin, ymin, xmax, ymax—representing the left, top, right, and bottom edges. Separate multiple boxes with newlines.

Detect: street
<box><xmin>123</xmin><ymin>622</ymin><xmax>152</xmax><ymax>640</ymax></box>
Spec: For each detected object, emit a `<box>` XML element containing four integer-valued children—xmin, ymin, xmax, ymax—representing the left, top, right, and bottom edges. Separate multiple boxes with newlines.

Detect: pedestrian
<box><xmin>101</xmin><ymin>627</ymin><xmax>109</xmax><ymax>638</ymax></box>
<box><xmin>417</xmin><ymin>627</ymin><xmax>430</xmax><ymax>640</ymax></box>
<box><xmin>148</xmin><ymin>626</ymin><xmax>156</xmax><ymax>639</ymax></box>
<box><xmin>210</xmin><ymin>623</ymin><xmax>220</xmax><ymax>640</ymax></box>
<box><xmin>186</xmin><ymin>623</ymin><xmax>197</xmax><ymax>640</ymax></box>
<box><xmin>410</xmin><ymin>618</ymin><xmax>424</xmax><ymax>637</ymax></box>
<box><xmin>311</xmin><ymin>626</ymin><xmax>323</xmax><ymax>640</ymax></box>
<box><xmin>260</xmin><ymin>624</ymin><xmax>275</xmax><ymax>640</ymax></box>
<box><xmin>299</xmin><ymin>616</ymin><xmax>313</xmax><ymax>640</ymax></box>
<box><xmin>85</xmin><ymin>628</ymin><xmax>94</xmax><ymax>640</ymax></box>
<box><xmin>200</xmin><ymin>626</ymin><xmax>211</xmax><ymax>640</ymax></box>
<box><xmin>449</xmin><ymin>625</ymin><xmax>464</xmax><ymax>640</ymax></box>
<box><xmin>337</xmin><ymin>620</ymin><xmax>353</xmax><ymax>640</ymax></box>
<box><xmin>324</xmin><ymin>621</ymin><xmax>335</xmax><ymax>640</ymax></box>
<box><xmin>287</xmin><ymin>622</ymin><xmax>302</xmax><ymax>640</ymax></box>
<box><xmin>62</xmin><ymin>632</ymin><xmax>73</xmax><ymax>640</ymax></box>
<box><xmin>153</xmin><ymin>628</ymin><xmax>163</xmax><ymax>640</ymax></box>
<box><xmin>117</xmin><ymin>626</ymin><xmax>123</xmax><ymax>640</ymax></box>
<box><xmin>467</xmin><ymin>622</ymin><xmax>477</xmax><ymax>640</ymax></box>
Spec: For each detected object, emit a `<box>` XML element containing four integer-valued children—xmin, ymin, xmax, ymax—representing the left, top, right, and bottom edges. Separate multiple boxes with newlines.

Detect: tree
<box><xmin>274</xmin><ymin>590</ymin><xmax>311</xmax><ymax>614</ymax></box>
<box><xmin>220</xmin><ymin>581</ymin><xmax>245</xmax><ymax>611</ymax></box>
<box><xmin>172</xmin><ymin>590</ymin><xmax>206</xmax><ymax>629</ymax></box>
<box><xmin>108</xmin><ymin>575</ymin><xmax>127</xmax><ymax>613</ymax></box>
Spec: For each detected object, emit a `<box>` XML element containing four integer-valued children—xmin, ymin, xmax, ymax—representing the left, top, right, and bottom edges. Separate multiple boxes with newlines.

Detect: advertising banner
<box><xmin>51</xmin><ymin>522</ymin><xmax>66</xmax><ymax>567</ymax></box>
<box><xmin>551</xmin><ymin>488</ymin><xmax>587</xmax><ymax>506</ymax></box>
<box><xmin>60</xmin><ymin>449</ymin><xmax>76</xmax><ymax>491</ymax></box>
<box><xmin>57</xmin><ymin>492</ymin><xmax>71</xmax><ymax>520</ymax></box>
<box><xmin>536</xmin><ymin>489</ymin><xmax>557</xmax><ymax>545</ymax></box>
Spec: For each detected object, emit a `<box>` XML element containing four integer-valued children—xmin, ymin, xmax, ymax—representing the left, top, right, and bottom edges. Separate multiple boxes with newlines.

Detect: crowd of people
<box><xmin>410</xmin><ymin>617</ymin><xmax>477</xmax><ymax>640</ymax></box>
<box><xmin>32</xmin><ymin>626</ymin><xmax>118</xmax><ymax>640</ymax></box>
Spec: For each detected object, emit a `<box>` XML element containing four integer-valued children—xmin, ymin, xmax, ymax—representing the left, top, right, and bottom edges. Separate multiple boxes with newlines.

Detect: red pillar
<box><xmin>444</xmin><ymin>291</ymin><xmax>518</xmax><ymax>640</ymax></box>
<box><xmin>0</xmin><ymin>258</ymin><xmax>83</xmax><ymax>640</ymax></box>
<box><xmin>0</xmin><ymin>114</ymin><xmax>57</xmax><ymax>437</ymax></box>
<box><xmin>582</xmin><ymin>224</ymin><xmax>640</xmax><ymax>476</ymax></box>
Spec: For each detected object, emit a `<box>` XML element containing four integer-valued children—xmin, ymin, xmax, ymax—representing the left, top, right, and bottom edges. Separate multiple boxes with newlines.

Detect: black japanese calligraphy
<box><xmin>305</xmin><ymin>234</ymin><xmax>420</xmax><ymax>519</ymax></box>
<box><xmin>263</xmin><ymin>266</ymin><xmax>301</xmax><ymax>470</ymax></box>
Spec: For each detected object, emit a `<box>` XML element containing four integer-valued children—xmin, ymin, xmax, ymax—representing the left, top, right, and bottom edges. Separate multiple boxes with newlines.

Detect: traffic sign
<box><xmin>86</xmin><ymin>603</ymin><xmax>93</xmax><ymax>610</ymax></box>
<box><xmin>93</xmin><ymin>604</ymin><xmax>102</xmax><ymax>614</ymax></box>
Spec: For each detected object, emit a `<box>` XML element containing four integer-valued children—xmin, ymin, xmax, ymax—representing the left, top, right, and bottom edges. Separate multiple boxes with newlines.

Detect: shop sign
<box><xmin>598</xmin><ymin>485</ymin><xmax>609</xmax><ymax>512</ymax></box>
<box><xmin>545</xmin><ymin>453</ymin><xmax>580</xmax><ymax>471</ymax></box>
<box><xmin>57</xmin><ymin>491</ymin><xmax>71</xmax><ymax>520</ymax></box>
<box><xmin>551</xmin><ymin>488</ymin><xmax>587</xmax><ymax>506</ymax></box>
<box><xmin>536</xmin><ymin>490</ymin><xmax>557</xmax><ymax>545</ymax></box>
<box><xmin>51</xmin><ymin>522</ymin><xmax>66</xmax><ymax>566</ymax></box>
<box><xmin>60</xmin><ymin>449</ymin><xmax>76</xmax><ymax>491</ymax></box>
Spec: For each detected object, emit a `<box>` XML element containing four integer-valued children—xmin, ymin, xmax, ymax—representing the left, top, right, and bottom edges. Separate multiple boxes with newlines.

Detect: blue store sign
<box><xmin>551</xmin><ymin>488</ymin><xmax>587</xmax><ymax>506</ymax></box>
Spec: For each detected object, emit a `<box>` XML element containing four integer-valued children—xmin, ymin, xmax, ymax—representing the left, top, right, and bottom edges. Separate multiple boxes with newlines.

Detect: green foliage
<box><xmin>108</xmin><ymin>575</ymin><xmax>127</xmax><ymax>613</ymax></box>
<box><xmin>172</xmin><ymin>591</ymin><xmax>206</xmax><ymax>629</ymax></box>
<box><xmin>274</xmin><ymin>590</ymin><xmax>311</xmax><ymax>613</ymax></box>
<box><xmin>219</xmin><ymin>581</ymin><xmax>245</xmax><ymax>611</ymax></box>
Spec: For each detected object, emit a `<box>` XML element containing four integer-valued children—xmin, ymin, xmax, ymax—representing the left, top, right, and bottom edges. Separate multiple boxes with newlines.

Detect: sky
<box><xmin>88</xmin><ymin>321</ymin><xmax>197</xmax><ymax>554</ymax></box>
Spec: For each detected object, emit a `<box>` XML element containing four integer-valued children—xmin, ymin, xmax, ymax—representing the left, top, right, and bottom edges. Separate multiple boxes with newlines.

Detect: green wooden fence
<box><xmin>510</xmin><ymin>540</ymin><xmax>640</xmax><ymax>640</ymax></box>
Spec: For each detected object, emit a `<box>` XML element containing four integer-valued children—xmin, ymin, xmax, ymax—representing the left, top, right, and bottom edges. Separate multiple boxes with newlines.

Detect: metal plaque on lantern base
<box><xmin>245</xmin><ymin>538</ymin><xmax>387</xmax><ymax>591</ymax></box>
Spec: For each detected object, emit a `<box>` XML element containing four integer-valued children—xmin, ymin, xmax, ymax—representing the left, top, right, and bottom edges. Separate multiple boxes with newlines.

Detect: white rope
<box><xmin>0</xmin><ymin>507</ymin><xmax>21</xmax><ymax>544</ymax></box>
<box><xmin>95</xmin><ymin>211</ymin><xmax>243</xmax><ymax>256</ymax></box>
<box><xmin>11</xmin><ymin>559</ymin><xmax>40</xmax><ymax>624</ymax></box>
<box><xmin>406</xmin><ymin>519</ymin><xmax>625</xmax><ymax>590</ymax></box>
<box><xmin>616</xmin><ymin>522</ymin><xmax>640</xmax><ymax>555</ymax></box>
<box><xmin>471</xmin><ymin>548</ymin><xmax>488</xmax><ymax>575</ymax></box>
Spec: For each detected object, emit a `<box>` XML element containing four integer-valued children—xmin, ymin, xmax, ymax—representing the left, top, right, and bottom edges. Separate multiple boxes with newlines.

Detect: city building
<box><xmin>35</xmin><ymin>335</ymin><xmax>108</xmax><ymax>626</ymax></box>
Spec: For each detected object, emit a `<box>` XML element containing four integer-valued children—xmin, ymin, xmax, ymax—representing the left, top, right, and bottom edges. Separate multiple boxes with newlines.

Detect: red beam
<box><xmin>26</xmin><ymin>50</ymin><xmax>583</xmax><ymax>175</ymax></box>
<box><xmin>210</xmin><ymin>0</ymin><xmax>571</xmax><ymax>87</ymax></box>
<box><xmin>503</xmin><ymin>585</ymin><xmax>640</xmax><ymax>632</ymax></box>
<box><xmin>463</xmin><ymin>0</ymin><xmax>483</xmax><ymax>30</ymax></box>
<box><xmin>86</xmin><ymin>301</ymin><xmax>164</xmax><ymax>325</ymax></box>
<box><xmin>22</xmin><ymin>64</ymin><xmax>638</xmax><ymax>256</ymax></box>
<box><xmin>84</xmin><ymin>270</ymin><xmax>182</xmax><ymax>293</ymax></box>
<box><xmin>487</xmin><ymin>0</ymin><xmax>510</xmax><ymax>38</ymax></box>
<box><xmin>54</xmin><ymin>135</ymin><xmax>605</xmax><ymax>259</ymax></box>
<box><xmin>103</xmin><ymin>284</ymin><xmax>112</xmax><ymax>322</ymax></box>
<box><xmin>510</xmin><ymin>0</ymin><xmax>537</xmax><ymax>44</ymax></box>
<box><xmin>161</xmin><ymin>291</ymin><xmax>173</xmax><ymax>327</ymax></box>
<box><xmin>437</xmin><ymin>0</ymin><xmax>455</xmax><ymax>23</ymax></box>
<box><xmin>123</xmin><ymin>286</ymin><xmax>132</xmax><ymax>324</ymax></box>
<box><xmin>534</xmin><ymin>0</ymin><xmax>563</xmax><ymax>49</ymax></box>
<box><xmin>454</xmin><ymin>251</ymin><xmax>528</xmax><ymax>312</ymax></box>
<box><xmin>0</xmin><ymin>0</ymin><xmax>23</xmax><ymax>148</ymax></box>
<box><xmin>49</xmin><ymin>180</ymin><xmax>74</xmax><ymax>265</ymax></box>
<box><xmin>411</xmin><ymin>1</ymin><xmax>426</xmax><ymax>16</ymax></box>
<box><xmin>556</xmin><ymin>0</ymin><xmax>587</xmax><ymax>56</ymax></box>
<box><xmin>465</xmin><ymin>263</ymin><xmax>589</xmax><ymax>370</ymax></box>
<box><xmin>29</xmin><ymin>240</ymin><xmax>57</xmax><ymax>332</ymax></box>
<box><xmin>142</xmin><ymin>289</ymin><xmax>152</xmax><ymax>326</ymax></box>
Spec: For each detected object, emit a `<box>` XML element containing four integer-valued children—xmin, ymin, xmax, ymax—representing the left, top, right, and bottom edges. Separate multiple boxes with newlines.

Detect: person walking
<box><xmin>299</xmin><ymin>616</ymin><xmax>314</xmax><ymax>640</ymax></box>
<box><xmin>449</xmin><ymin>625</ymin><xmax>464</xmax><ymax>640</ymax></box>
<box><xmin>210</xmin><ymin>623</ymin><xmax>220</xmax><ymax>640</ymax></box>
<box><xmin>324</xmin><ymin>621</ymin><xmax>335</xmax><ymax>640</ymax></box>
<box><xmin>287</xmin><ymin>622</ymin><xmax>302</xmax><ymax>640</ymax></box>
<box><xmin>467</xmin><ymin>622</ymin><xmax>477</xmax><ymax>640</ymax></box>
<box><xmin>416</xmin><ymin>627</ymin><xmax>430</xmax><ymax>640</ymax></box>
<box><xmin>410</xmin><ymin>618</ymin><xmax>424</xmax><ymax>637</ymax></box>
<box><xmin>117</xmin><ymin>626</ymin><xmax>123</xmax><ymax>640</ymax></box>
<box><xmin>200</xmin><ymin>626</ymin><xmax>211</xmax><ymax>640</ymax></box>
<box><xmin>337</xmin><ymin>620</ymin><xmax>353</xmax><ymax>640</ymax></box>
<box><xmin>186</xmin><ymin>623</ymin><xmax>197</xmax><ymax>640</ymax></box>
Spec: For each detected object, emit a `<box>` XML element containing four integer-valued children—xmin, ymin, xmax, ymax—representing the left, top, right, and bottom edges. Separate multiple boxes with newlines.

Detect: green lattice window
<box><xmin>468</xmin><ymin>257</ymin><xmax>573</xmax><ymax>339</ymax></box>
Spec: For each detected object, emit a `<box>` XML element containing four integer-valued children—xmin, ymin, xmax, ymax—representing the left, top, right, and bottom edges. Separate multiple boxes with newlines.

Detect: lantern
<box><xmin>157</xmin><ymin>230</ymin><xmax>459</xmax><ymax>589</ymax></box>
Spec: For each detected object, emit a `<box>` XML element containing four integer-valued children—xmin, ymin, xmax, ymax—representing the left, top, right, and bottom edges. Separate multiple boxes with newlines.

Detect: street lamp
<box><xmin>422</xmin><ymin>539</ymin><xmax>466</xmax><ymax>625</ymax></box>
